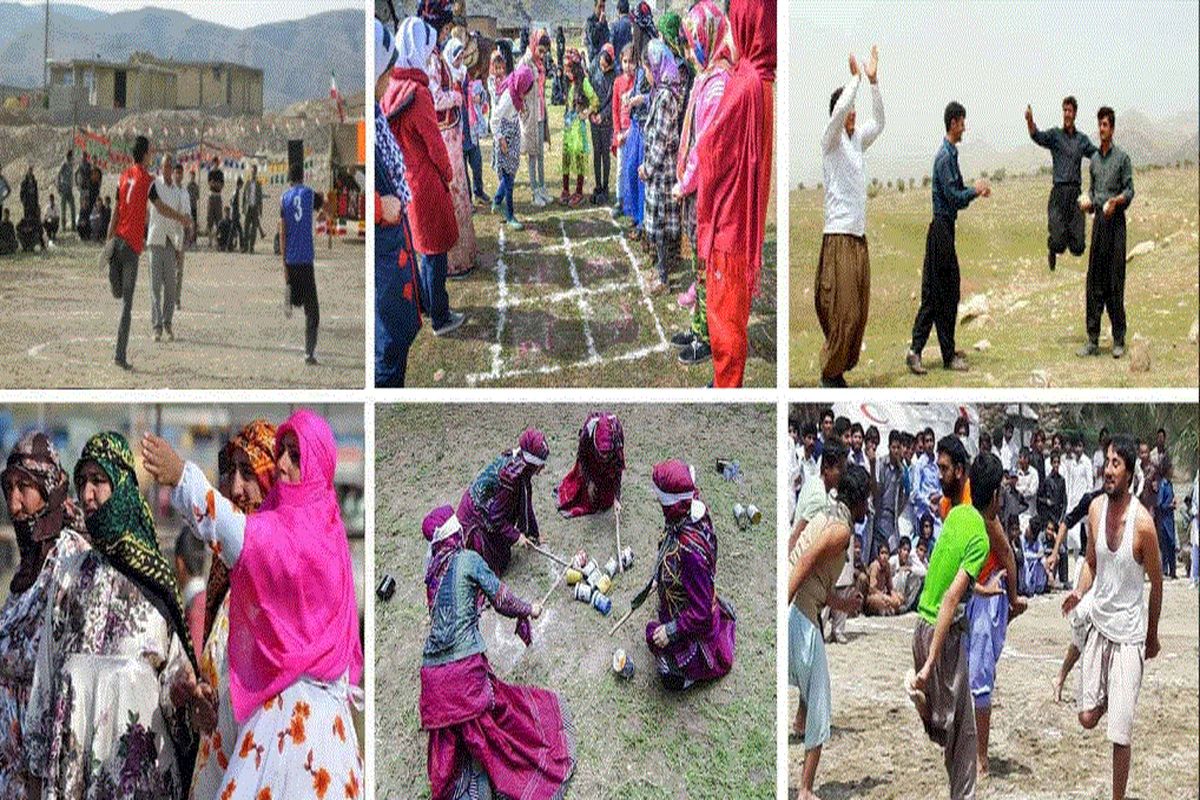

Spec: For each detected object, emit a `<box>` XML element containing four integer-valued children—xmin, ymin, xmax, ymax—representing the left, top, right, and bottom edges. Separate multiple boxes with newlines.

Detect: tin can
<box><xmin>747</xmin><ymin>503</ymin><xmax>762</xmax><ymax>525</ymax></box>
<box><xmin>564</xmin><ymin>568</ymin><xmax>584</xmax><ymax>585</ymax></box>
<box><xmin>620</xmin><ymin>547</ymin><xmax>634</xmax><ymax>570</ymax></box>
<box><xmin>375</xmin><ymin>574</ymin><xmax>396</xmax><ymax>602</ymax></box>
<box><xmin>591</xmin><ymin>592</ymin><xmax>612</xmax><ymax>615</ymax></box>
<box><xmin>611</xmin><ymin>648</ymin><xmax>635</xmax><ymax>679</ymax></box>
<box><xmin>571</xmin><ymin>549</ymin><xmax>589</xmax><ymax>570</ymax></box>
<box><xmin>574</xmin><ymin>583</ymin><xmax>594</xmax><ymax>603</ymax></box>
<box><xmin>603</xmin><ymin>557</ymin><xmax>619</xmax><ymax>577</ymax></box>
<box><xmin>596</xmin><ymin>574</ymin><xmax>612</xmax><ymax>595</ymax></box>
<box><xmin>733</xmin><ymin>503</ymin><xmax>748</xmax><ymax>528</ymax></box>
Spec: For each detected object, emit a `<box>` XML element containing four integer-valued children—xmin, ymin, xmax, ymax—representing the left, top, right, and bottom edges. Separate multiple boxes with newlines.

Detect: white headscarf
<box><xmin>395</xmin><ymin>16</ymin><xmax>438</xmax><ymax>71</ymax></box>
<box><xmin>374</xmin><ymin>19</ymin><xmax>398</xmax><ymax>81</ymax></box>
<box><xmin>443</xmin><ymin>36</ymin><xmax>467</xmax><ymax>82</ymax></box>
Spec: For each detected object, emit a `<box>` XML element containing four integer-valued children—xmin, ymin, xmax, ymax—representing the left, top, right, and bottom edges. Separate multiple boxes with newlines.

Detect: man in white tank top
<box><xmin>1060</xmin><ymin>434</ymin><xmax>1162</xmax><ymax>800</ymax></box>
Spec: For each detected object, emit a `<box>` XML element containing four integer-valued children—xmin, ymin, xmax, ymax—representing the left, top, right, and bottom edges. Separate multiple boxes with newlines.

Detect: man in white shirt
<box><xmin>815</xmin><ymin>45</ymin><xmax>883</xmax><ymax>388</ymax></box>
<box><xmin>999</xmin><ymin>422</ymin><xmax>1017</xmax><ymax>473</ymax></box>
<box><xmin>147</xmin><ymin>155</ymin><xmax>189</xmax><ymax>341</ymax></box>
<box><xmin>1063</xmin><ymin>436</ymin><xmax>1093</xmax><ymax>554</ymax></box>
<box><xmin>1016</xmin><ymin>448</ymin><xmax>1040</xmax><ymax>532</ymax></box>
<box><xmin>1093</xmin><ymin>428</ymin><xmax>1110</xmax><ymax>490</ymax></box>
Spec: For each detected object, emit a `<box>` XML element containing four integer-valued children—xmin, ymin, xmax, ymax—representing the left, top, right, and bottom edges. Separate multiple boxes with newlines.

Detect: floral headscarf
<box><xmin>632</xmin><ymin>1</ymin><xmax>657</xmax><ymax>38</ymax></box>
<box><xmin>207</xmin><ymin>420</ymin><xmax>277</xmax><ymax>642</ymax></box>
<box><xmin>2</xmin><ymin>430</ymin><xmax>86</xmax><ymax>545</ymax></box>
<box><xmin>683</xmin><ymin>0</ymin><xmax>733</xmax><ymax>73</ymax></box>
<box><xmin>74</xmin><ymin>432</ymin><xmax>197</xmax><ymax>670</ymax></box>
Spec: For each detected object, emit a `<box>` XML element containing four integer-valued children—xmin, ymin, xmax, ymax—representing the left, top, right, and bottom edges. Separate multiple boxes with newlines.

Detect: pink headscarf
<box><xmin>227</xmin><ymin>408</ymin><xmax>363</xmax><ymax>723</ymax></box>
<box><xmin>498</xmin><ymin>64</ymin><xmax>535</xmax><ymax>113</ymax></box>
<box><xmin>519</xmin><ymin>428</ymin><xmax>549</xmax><ymax>463</ymax></box>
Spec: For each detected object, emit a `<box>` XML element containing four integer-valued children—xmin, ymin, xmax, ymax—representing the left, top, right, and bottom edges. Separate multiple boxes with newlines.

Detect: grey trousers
<box><xmin>112</xmin><ymin>239</ymin><xmax>140</xmax><ymax>364</ymax></box>
<box><xmin>149</xmin><ymin>245</ymin><xmax>178</xmax><ymax>333</ymax></box>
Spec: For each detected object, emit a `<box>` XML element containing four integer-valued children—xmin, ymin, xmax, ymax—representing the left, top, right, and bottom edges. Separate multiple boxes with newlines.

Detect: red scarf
<box><xmin>695</xmin><ymin>0</ymin><xmax>775</xmax><ymax>295</ymax></box>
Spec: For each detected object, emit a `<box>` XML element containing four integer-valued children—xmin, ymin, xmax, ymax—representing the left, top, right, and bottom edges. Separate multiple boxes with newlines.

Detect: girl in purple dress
<box><xmin>644</xmin><ymin>459</ymin><xmax>736</xmax><ymax>689</ymax></box>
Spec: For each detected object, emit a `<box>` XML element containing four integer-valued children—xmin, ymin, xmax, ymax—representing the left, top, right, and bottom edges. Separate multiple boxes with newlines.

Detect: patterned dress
<box><xmin>172</xmin><ymin>462</ymin><xmax>364</xmax><ymax>800</ymax></box>
<box><xmin>0</xmin><ymin>530</ymin><xmax>90</xmax><ymax>800</ymax></box>
<box><xmin>24</xmin><ymin>548</ymin><xmax>194</xmax><ymax>799</ymax></box>
<box><xmin>427</xmin><ymin>49</ymin><xmax>478</xmax><ymax>275</ymax></box>
<box><xmin>642</xmin><ymin>84</ymin><xmax>683</xmax><ymax>244</ymax></box>
<box><xmin>457</xmin><ymin>450</ymin><xmax>540</xmax><ymax>577</ymax></box>
<box><xmin>188</xmin><ymin>595</ymin><xmax>234</xmax><ymax>800</ymax></box>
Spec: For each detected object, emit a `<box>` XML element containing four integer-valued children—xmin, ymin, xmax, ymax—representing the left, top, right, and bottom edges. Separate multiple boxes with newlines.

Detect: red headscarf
<box><xmin>695</xmin><ymin>0</ymin><xmax>775</xmax><ymax>296</ymax></box>
<box><xmin>652</xmin><ymin>459</ymin><xmax>700</xmax><ymax>523</ymax></box>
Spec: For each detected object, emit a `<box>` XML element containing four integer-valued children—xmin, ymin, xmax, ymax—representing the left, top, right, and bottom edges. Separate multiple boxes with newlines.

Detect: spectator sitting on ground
<box><xmin>0</xmin><ymin>208</ymin><xmax>16</xmax><ymax>255</ymax></box>
<box><xmin>865</xmin><ymin>542</ymin><xmax>905</xmax><ymax>615</ymax></box>
<box><xmin>43</xmin><ymin>193</ymin><xmax>60</xmax><ymax>245</ymax></box>
<box><xmin>889</xmin><ymin>536</ymin><xmax>926</xmax><ymax>613</ymax></box>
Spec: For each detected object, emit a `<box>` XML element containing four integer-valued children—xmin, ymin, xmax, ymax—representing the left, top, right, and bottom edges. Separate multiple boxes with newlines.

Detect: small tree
<box><xmin>897</xmin><ymin>179</ymin><xmax>905</xmax><ymax>193</ymax></box>
<box><xmin>991</xmin><ymin>167</ymin><xmax>1006</xmax><ymax>184</ymax></box>
<box><xmin>921</xmin><ymin>175</ymin><xmax>931</xmax><ymax>187</ymax></box>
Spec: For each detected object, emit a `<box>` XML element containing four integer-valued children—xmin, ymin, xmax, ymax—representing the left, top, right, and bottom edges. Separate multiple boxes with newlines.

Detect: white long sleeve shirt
<box><xmin>146</xmin><ymin>177</ymin><xmax>188</xmax><ymax>250</ymax></box>
<box><xmin>821</xmin><ymin>73</ymin><xmax>884</xmax><ymax>237</ymax></box>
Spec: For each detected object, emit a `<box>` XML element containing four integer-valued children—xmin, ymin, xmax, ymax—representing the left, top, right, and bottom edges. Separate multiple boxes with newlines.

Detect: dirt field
<box><xmin>788</xmin><ymin>580</ymin><xmax>1200</xmax><ymax>800</ymax></box>
<box><xmin>398</xmin><ymin>113</ymin><xmax>777</xmax><ymax>388</ymax></box>
<box><xmin>789</xmin><ymin>166</ymin><xmax>1200</xmax><ymax>387</ymax></box>
<box><xmin>375</xmin><ymin>404</ymin><xmax>775</xmax><ymax>800</ymax></box>
<box><xmin>0</xmin><ymin>231</ymin><xmax>364</xmax><ymax>388</ymax></box>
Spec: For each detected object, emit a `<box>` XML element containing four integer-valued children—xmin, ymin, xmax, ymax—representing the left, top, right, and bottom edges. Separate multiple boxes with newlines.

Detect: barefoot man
<box><xmin>1061</xmin><ymin>433</ymin><xmax>1162</xmax><ymax>800</ymax></box>
<box><xmin>788</xmin><ymin>464</ymin><xmax>869</xmax><ymax>800</ymax></box>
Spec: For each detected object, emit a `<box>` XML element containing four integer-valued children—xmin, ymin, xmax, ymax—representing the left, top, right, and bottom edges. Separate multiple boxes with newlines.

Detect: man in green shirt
<box><xmin>907</xmin><ymin>452</ymin><xmax>1005</xmax><ymax>800</ymax></box>
<box><xmin>1078</xmin><ymin>106</ymin><xmax>1135</xmax><ymax>359</ymax></box>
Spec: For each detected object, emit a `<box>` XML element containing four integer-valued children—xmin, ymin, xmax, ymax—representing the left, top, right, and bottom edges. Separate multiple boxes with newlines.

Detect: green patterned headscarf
<box><xmin>75</xmin><ymin>432</ymin><xmax>198</xmax><ymax>671</ymax></box>
<box><xmin>659</xmin><ymin>11</ymin><xmax>685</xmax><ymax>58</ymax></box>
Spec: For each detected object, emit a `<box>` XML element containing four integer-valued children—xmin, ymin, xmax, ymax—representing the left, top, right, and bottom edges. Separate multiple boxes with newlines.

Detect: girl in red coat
<box><xmin>382</xmin><ymin>16</ymin><xmax>465</xmax><ymax>336</ymax></box>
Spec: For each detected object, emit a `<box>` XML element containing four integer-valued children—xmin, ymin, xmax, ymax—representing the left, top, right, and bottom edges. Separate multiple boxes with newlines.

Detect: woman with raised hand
<box><xmin>142</xmin><ymin>409</ymin><xmax>363</xmax><ymax>799</ymax></box>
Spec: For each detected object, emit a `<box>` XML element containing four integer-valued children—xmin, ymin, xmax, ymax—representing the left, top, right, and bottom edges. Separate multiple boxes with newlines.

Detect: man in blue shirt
<box><xmin>1078</xmin><ymin>106</ymin><xmax>1135</xmax><ymax>359</ymax></box>
<box><xmin>907</xmin><ymin>101</ymin><xmax>991</xmax><ymax>376</ymax></box>
<box><xmin>280</xmin><ymin>161</ymin><xmax>324</xmax><ymax>365</ymax></box>
<box><xmin>1026</xmin><ymin>97</ymin><xmax>1096</xmax><ymax>271</ymax></box>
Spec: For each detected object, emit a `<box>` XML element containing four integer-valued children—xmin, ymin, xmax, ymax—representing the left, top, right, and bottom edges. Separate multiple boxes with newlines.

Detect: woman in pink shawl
<box><xmin>555</xmin><ymin>411</ymin><xmax>625</xmax><ymax>518</ymax></box>
<box><xmin>419</xmin><ymin>504</ymin><xmax>575</xmax><ymax>800</ymax></box>
<box><xmin>142</xmin><ymin>409</ymin><xmax>364</xmax><ymax>799</ymax></box>
<box><xmin>643</xmin><ymin>459</ymin><xmax>736</xmax><ymax>690</ymax></box>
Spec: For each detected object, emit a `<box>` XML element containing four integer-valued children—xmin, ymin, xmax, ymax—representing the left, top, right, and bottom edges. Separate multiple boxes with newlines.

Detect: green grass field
<box><xmin>374</xmin><ymin>404</ymin><xmax>775</xmax><ymax>800</ymax></box>
<box><xmin>790</xmin><ymin>165</ymin><xmax>1199</xmax><ymax>387</ymax></box>
<box><xmin>399</xmin><ymin>112</ymin><xmax>776</xmax><ymax>388</ymax></box>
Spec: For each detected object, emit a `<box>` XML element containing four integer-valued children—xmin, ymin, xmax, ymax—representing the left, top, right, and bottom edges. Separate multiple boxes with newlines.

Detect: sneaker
<box><xmin>1112</xmin><ymin>343</ymin><xmax>1125</xmax><ymax>359</ymax></box>
<box><xmin>906</xmin><ymin>351</ymin><xmax>927</xmax><ymax>375</ymax></box>
<box><xmin>558</xmin><ymin>190</ymin><xmax>571</xmax><ymax>205</ymax></box>
<box><xmin>569</xmin><ymin>193</ymin><xmax>585</xmax><ymax>207</ymax></box>
<box><xmin>506</xmin><ymin>219</ymin><xmax>524</xmax><ymax>231</ymax></box>
<box><xmin>819</xmin><ymin>375</ymin><xmax>848</xmax><ymax>388</ymax></box>
<box><xmin>947</xmin><ymin>355</ymin><xmax>970</xmax><ymax>372</ymax></box>
<box><xmin>678</xmin><ymin>340</ymin><xmax>711</xmax><ymax>365</ymax></box>
<box><xmin>475</xmin><ymin>193</ymin><xmax>491</xmax><ymax>205</ymax></box>
<box><xmin>532</xmin><ymin>193</ymin><xmax>548</xmax><ymax>208</ymax></box>
<box><xmin>114</xmin><ymin>358</ymin><xmax>132</xmax><ymax>371</ymax></box>
<box><xmin>490</xmin><ymin>200</ymin><xmax>501</xmax><ymax>214</ymax></box>
<box><xmin>670</xmin><ymin>330</ymin><xmax>696</xmax><ymax>348</ymax></box>
<box><xmin>305</xmin><ymin>355</ymin><xmax>319</xmax><ymax>366</ymax></box>
<box><xmin>153</xmin><ymin>330</ymin><xmax>162</xmax><ymax>342</ymax></box>
<box><xmin>1076</xmin><ymin>342</ymin><xmax>1100</xmax><ymax>357</ymax></box>
<box><xmin>677</xmin><ymin>282</ymin><xmax>697</xmax><ymax>309</ymax></box>
<box><xmin>433</xmin><ymin>311</ymin><xmax>466</xmax><ymax>336</ymax></box>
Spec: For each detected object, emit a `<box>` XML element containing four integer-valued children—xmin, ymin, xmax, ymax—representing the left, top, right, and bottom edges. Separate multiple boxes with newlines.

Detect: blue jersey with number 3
<box><xmin>281</xmin><ymin>184</ymin><xmax>315</xmax><ymax>265</ymax></box>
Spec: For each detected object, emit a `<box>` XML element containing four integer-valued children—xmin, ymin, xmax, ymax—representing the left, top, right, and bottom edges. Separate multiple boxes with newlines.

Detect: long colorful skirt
<box><xmin>440</xmin><ymin>125</ymin><xmax>479</xmax><ymax>275</ymax></box>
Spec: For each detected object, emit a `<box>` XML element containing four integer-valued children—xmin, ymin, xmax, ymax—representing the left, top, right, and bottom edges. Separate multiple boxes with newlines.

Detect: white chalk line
<box><xmin>464</xmin><ymin>206</ymin><xmax>672</xmax><ymax>385</ymax></box>
<box><xmin>503</xmin><ymin>233</ymin><xmax>623</xmax><ymax>256</ymax></box>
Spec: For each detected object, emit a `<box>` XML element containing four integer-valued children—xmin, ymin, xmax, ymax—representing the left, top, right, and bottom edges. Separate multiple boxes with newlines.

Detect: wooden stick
<box><xmin>538</xmin><ymin>569</ymin><xmax>566</xmax><ymax>607</ymax></box>
<box><xmin>615</xmin><ymin>506</ymin><xmax>624</xmax><ymax>573</ymax></box>
<box><xmin>608</xmin><ymin>606</ymin><xmax>635</xmax><ymax>636</ymax></box>
<box><xmin>528</xmin><ymin>542</ymin><xmax>571</xmax><ymax>568</ymax></box>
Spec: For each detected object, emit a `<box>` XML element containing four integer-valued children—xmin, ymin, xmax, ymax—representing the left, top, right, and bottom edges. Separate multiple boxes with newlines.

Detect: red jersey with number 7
<box><xmin>115</xmin><ymin>163</ymin><xmax>157</xmax><ymax>255</ymax></box>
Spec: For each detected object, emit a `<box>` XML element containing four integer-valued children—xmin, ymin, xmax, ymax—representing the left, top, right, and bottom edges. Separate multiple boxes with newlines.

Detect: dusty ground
<box><xmin>398</xmin><ymin>114</ymin><xmax>777</xmax><ymax>388</ymax></box>
<box><xmin>788</xmin><ymin>580</ymin><xmax>1200</xmax><ymax>800</ymax></box>
<box><xmin>375</xmin><ymin>404</ymin><xmax>775</xmax><ymax>800</ymax></box>
<box><xmin>790</xmin><ymin>166</ymin><xmax>1200</xmax><ymax>387</ymax></box>
<box><xmin>0</xmin><ymin>229</ymin><xmax>364</xmax><ymax>388</ymax></box>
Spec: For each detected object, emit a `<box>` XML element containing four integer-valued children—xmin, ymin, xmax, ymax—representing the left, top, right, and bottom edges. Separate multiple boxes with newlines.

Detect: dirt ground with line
<box><xmin>374</xmin><ymin>404</ymin><xmax>775</xmax><ymax>800</ymax></box>
<box><xmin>0</xmin><ymin>230</ymin><xmax>364</xmax><ymax>389</ymax></box>
<box><xmin>788</xmin><ymin>579</ymin><xmax>1199</xmax><ymax>800</ymax></box>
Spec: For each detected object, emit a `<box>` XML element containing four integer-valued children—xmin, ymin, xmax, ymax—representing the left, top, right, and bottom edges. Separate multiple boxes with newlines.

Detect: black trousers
<box><xmin>591</xmin><ymin>122</ymin><xmax>612</xmax><ymax>193</ymax></box>
<box><xmin>1048</xmin><ymin>182</ymin><xmax>1086</xmax><ymax>256</ymax></box>
<box><xmin>910</xmin><ymin>215</ymin><xmax>960</xmax><ymax>367</ymax></box>
<box><xmin>1085</xmin><ymin>210</ymin><xmax>1127</xmax><ymax>346</ymax></box>
<box><xmin>286</xmin><ymin>262</ymin><xmax>320</xmax><ymax>357</ymax></box>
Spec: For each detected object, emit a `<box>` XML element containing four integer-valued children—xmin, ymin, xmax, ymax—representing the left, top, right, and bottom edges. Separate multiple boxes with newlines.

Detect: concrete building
<box><xmin>47</xmin><ymin>54</ymin><xmax>263</xmax><ymax>125</ymax></box>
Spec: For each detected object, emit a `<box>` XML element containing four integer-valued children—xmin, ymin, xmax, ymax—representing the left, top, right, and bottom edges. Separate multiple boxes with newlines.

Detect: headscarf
<box><xmin>415</xmin><ymin>0</ymin><xmax>453</xmax><ymax>31</ymax></box>
<box><xmin>396</xmin><ymin>16</ymin><xmax>438</xmax><ymax>71</ymax></box>
<box><xmin>444</xmin><ymin>36</ymin><xmax>467</xmax><ymax>82</ymax></box>
<box><xmin>422</xmin><ymin>504</ymin><xmax>463</xmax><ymax>607</ymax></box>
<box><xmin>659</xmin><ymin>11</ymin><xmax>684</xmax><ymax>58</ymax></box>
<box><xmin>644</xmin><ymin>39</ymin><xmax>680</xmax><ymax>87</ymax></box>
<box><xmin>498</xmin><ymin>63</ymin><xmax>535</xmax><ymax>113</ymax></box>
<box><xmin>227</xmin><ymin>409</ymin><xmax>363</xmax><ymax>723</ymax></box>
<box><xmin>526</xmin><ymin>27</ymin><xmax>548</xmax><ymax>66</ymax></box>
<box><xmin>74</xmin><ymin>432</ymin><xmax>197</xmax><ymax>670</ymax></box>
<box><xmin>632</xmin><ymin>1</ymin><xmax>657</xmax><ymax>38</ymax></box>
<box><xmin>207</xmin><ymin>420</ymin><xmax>277</xmax><ymax>643</ymax></box>
<box><xmin>601</xmin><ymin>42</ymin><xmax>616</xmax><ymax>65</ymax></box>
<box><xmin>518</xmin><ymin>428</ymin><xmax>549</xmax><ymax>466</ymax></box>
<box><xmin>375</xmin><ymin>18</ymin><xmax>399</xmax><ymax>81</ymax></box>
<box><xmin>590</xmin><ymin>414</ymin><xmax>624</xmax><ymax>461</ymax></box>
<box><xmin>2</xmin><ymin>430</ymin><xmax>86</xmax><ymax>546</ymax></box>
<box><xmin>682</xmin><ymin>0</ymin><xmax>733</xmax><ymax>73</ymax></box>
<box><xmin>652</xmin><ymin>459</ymin><xmax>704</xmax><ymax>523</ymax></box>
<box><xmin>695</xmin><ymin>0</ymin><xmax>775</xmax><ymax>296</ymax></box>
